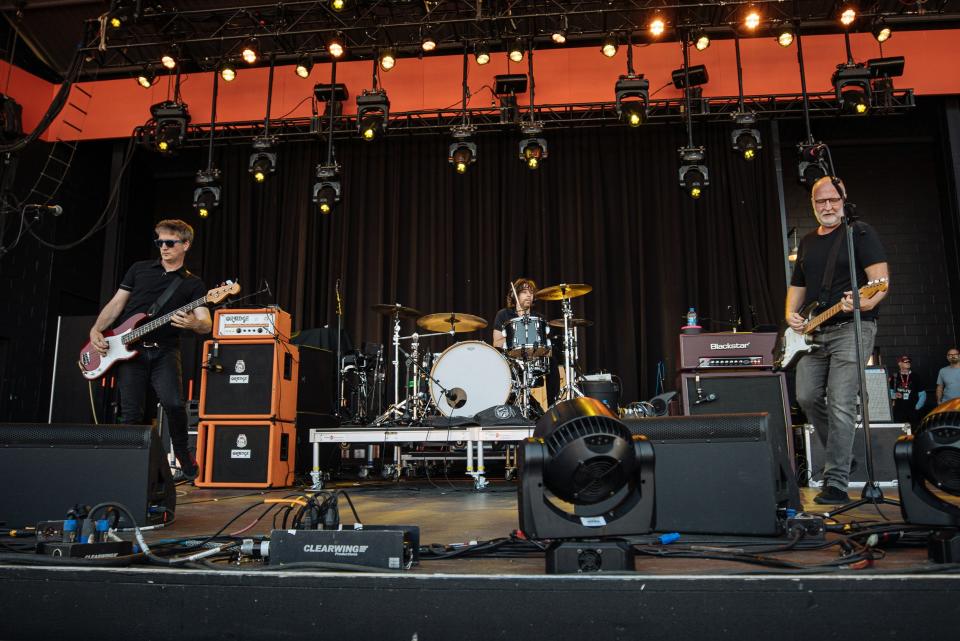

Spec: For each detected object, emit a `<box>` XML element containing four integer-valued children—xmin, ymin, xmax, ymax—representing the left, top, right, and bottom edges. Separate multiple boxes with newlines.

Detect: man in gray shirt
<box><xmin>935</xmin><ymin>347</ymin><xmax>960</xmax><ymax>405</ymax></box>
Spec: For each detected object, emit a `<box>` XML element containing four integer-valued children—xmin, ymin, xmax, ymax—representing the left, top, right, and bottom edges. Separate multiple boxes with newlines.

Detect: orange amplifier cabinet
<box><xmin>199</xmin><ymin>339</ymin><xmax>299</xmax><ymax>421</ymax></box>
<box><xmin>213</xmin><ymin>307</ymin><xmax>292</xmax><ymax>340</ymax></box>
<box><xmin>195</xmin><ymin>420</ymin><xmax>295</xmax><ymax>488</ymax></box>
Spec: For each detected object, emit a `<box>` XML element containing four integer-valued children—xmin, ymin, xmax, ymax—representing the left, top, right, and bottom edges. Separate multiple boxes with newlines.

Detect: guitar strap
<box><xmin>817</xmin><ymin>230</ymin><xmax>846</xmax><ymax>311</ymax></box>
<box><xmin>147</xmin><ymin>271</ymin><xmax>188</xmax><ymax>318</ymax></box>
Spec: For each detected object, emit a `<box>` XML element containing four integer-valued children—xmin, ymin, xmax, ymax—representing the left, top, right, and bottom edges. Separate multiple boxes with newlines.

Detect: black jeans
<box><xmin>116</xmin><ymin>346</ymin><xmax>189</xmax><ymax>456</ymax></box>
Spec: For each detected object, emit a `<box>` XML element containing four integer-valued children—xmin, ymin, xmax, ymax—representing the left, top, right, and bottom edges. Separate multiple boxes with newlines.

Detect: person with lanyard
<box><xmin>88</xmin><ymin>219</ymin><xmax>212</xmax><ymax>481</ymax></box>
<box><xmin>889</xmin><ymin>355</ymin><xmax>926</xmax><ymax>430</ymax></box>
<box><xmin>785</xmin><ymin>176</ymin><xmax>889</xmax><ymax>505</ymax></box>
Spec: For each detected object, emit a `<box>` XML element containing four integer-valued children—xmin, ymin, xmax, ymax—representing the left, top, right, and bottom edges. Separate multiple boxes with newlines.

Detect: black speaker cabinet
<box><xmin>623</xmin><ymin>413</ymin><xmax>786</xmax><ymax>535</ymax></box>
<box><xmin>200</xmin><ymin>340</ymin><xmax>298</xmax><ymax>420</ymax></box>
<box><xmin>196</xmin><ymin>420</ymin><xmax>295</xmax><ymax>488</ymax></box>
<box><xmin>680</xmin><ymin>370</ymin><xmax>800</xmax><ymax>509</ymax></box>
<box><xmin>0</xmin><ymin>423</ymin><xmax>175</xmax><ymax>528</ymax></box>
<box><xmin>297</xmin><ymin>345</ymin><xmax>336</xmax><ymax>415</ymax></box>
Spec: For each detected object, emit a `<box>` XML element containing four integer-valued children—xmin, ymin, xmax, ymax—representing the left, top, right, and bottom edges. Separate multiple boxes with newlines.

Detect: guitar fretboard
<box><xmin>121</xmin><ymin>297</ymin><xmax>207</xmax><ymax>345</ymax></box>
<box><xmin>802</xmin><ymin>300</ymin><xmax>846</xmax><ymax>335</ymax></box>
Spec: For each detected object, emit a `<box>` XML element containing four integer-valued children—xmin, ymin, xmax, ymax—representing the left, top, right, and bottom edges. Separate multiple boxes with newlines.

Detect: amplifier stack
<box><xmin>195</xmin><ymin>307</ymin><xmax>298</xmax><ymax>488</ymax></box>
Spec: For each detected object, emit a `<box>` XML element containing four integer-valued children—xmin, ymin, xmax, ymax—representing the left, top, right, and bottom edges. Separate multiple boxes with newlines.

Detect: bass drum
<box><xmin>429</xmin><ymin>341</ymin><xmax>513</xmax><ymax>417</ymax></box>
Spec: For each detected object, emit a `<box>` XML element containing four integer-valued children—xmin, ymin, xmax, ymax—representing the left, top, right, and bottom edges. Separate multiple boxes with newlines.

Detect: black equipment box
<box><xmin>268</xmin><ymin>526</ymin><xmax>419</xmax><ymax>570</ymax></box>
<box><xmin>802</xmin><ymin>422</ymin><xmax>910</xmax><ymax>487</ymax></box>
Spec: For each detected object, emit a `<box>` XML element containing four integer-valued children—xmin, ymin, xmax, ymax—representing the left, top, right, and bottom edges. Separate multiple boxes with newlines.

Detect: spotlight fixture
<box><xmin>295</xmin><ymin>55</ymin><xmax>313</xmax><ymax>78</ymax></box>
<box><xmin>109</xmin><ymin>16</ymin><xmax>123</xmax><ymax>29</ymax></box>
<box><xmin>193</xmin><ymin>169</ymin><xmax>221</xmax><ymax>218</ymax></box>
<box><xmin>776</xmin><ymin>25</ymin><xmax>795</xmax><ymax>47</ymax></box>
<box><xmin>331</xmin><ymin>0</ymin><xmax>345</xmax><ymax>11</ymax></box>
<box><xmin>832</xmin><ymin>63</ymin><xmax>872</xmax><ymax>115</ymax></box>
<box><xmin>356</xmin><ymin>90</ymin><xmax>389</xmax><ymax>142</ymax></box>
<box><xmin>160</xmin><ymin>51</ymin><xmax>177</xmax><ymax>70</ymax></box>
<box><xmin>615</xmin><ymin>75</ymin><xmax>650</xmax><ymax>128</ymax></box>
<box><xmin>327</xmin><ymin>35</ymin><xmax>345</xmax><ymax>58</ymax></box>
<box><xmin>872</xmin><ymin>17</ymin><xmax>892</xmax><ymax>43</ymax></box>
<box><xmin>379</xmin><ymin>48</ymin><xmax>397</xmax><ymax>71</ymax></box>
<box><xmin>519</xmin><ymin>124</ymin><xmax>547</xmax><ymax>170</ymax></box>
<box><xmin>895</xmin><ymin>400</ymin><xmax>960</xmax><ymax>562</ymax></box>
<box><xmin>678</xmin><ymin>146</ymin><xmax>708</xmax><ymax>199</ymax></box>
<box><xmin>649</xmin><ymin>16</ymin><xmax>665</xmax><ymax>37</ymax></box>
<box><xmin>693</xmin><ymin>29</ymin><xmax>710</xmax><ymax>51</ymax></box>
<box><xmin>219</xmin><ymin>61</ymin><xmax>237</xmax><ymax>82</ymax></box>
<box><xmin>474</xmin><ymin>42</ymin><xmax>490</xmax><ymax>65</ymax></box>
<box><xmin>552</xmin><ymin>29</ymin><xmax>567</xmax><ymax>45</ymax></box>
<box><xmin>731</xmin><ymin>113</ymin><xmax>761</xmax><ymax>160</ymax></box>
<box><xmin>797</xmin><ymin>141</ymin><xmax>828</xmax><ymax>185</ymax></box>
<box><xmin>150</xmin><ymin>101</ymin><xmax>190</xmax><ymax>155</ymax></box>
<box><xmin>136</xmin><ymin>67</ymin><xmax>157</xmax><ymax>88</ymax></box>
<box><xmin>507</xmin><ymin>38</ymin><xmax>525</xmax><ymax>63</ymax></box>
<box><xmin>744</xmin><ymin>8</ymin><xmax>761</xmax><ymax>31</ymax></box>
<box><xmin>601</xmin><ymin>33</ymin><xmax>618</xmax><ymax>58</ymax></box>
<box><xmin>840</xmin><ymin>5</ymin><xmax>857</xmax><ymax>27</ymax></box>
<box><xmin>248</xmin><ymin>136</ymin><xmax>278</xmax><ymax>183</ymax></box>
<box><xmin>421</xmin><ymin>27</ymin><xmax>437</xmax><ymax>52</ymax></box>
<box><xmin>671</xmin><ymin>64</ymin><xmax>709</xmax><ymax>89</ymax></box>
<box><xmin>448</xmin><ymin>125</ymin><xmax>477</xmax><ymax>174</ymax></box>
<box><xmin>312</xmin><ymin>164</ymin><xmax>341</xmax><ymax>214</ymax></box>
<box><xmin>241</xmin><ymin>40</ymin><xmax>258</xmax><ymax>65</ymax></box>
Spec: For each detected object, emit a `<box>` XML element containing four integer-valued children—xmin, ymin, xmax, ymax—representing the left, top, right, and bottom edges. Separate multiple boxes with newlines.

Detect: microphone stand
<box><xmin>815</xmin><ymin>146</ymin><xmax>899</xmax><ymax>515</ymax></box>
<box><xmin>335</xmin><ymin>279</ymin><xmax>344</xmax><ymax>421</ymax></box>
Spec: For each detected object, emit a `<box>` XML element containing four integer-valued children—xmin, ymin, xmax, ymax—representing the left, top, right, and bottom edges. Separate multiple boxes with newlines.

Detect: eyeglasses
<box><xmin>154</xmin><ymin>239</ymin><xmax>184</xmax><ymax>248</ymax></box>
<box><xmin>814</xmin><ymin>197</ymin><xmax>843</xmax><ymax>207</ymax></box>
<box><xmin>949</xmin><ymin>353</ymin><xmax>960</xmax><ymax>357</ymax></box>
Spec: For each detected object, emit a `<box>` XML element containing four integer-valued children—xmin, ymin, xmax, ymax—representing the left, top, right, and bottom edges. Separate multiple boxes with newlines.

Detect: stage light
<box><xmin>776</xmin><ymin>25</ymin><xmax>795</xmax><ymax>47</ymax></box>
<box><xmin>601</xmin><ymin>33</ymin><xmax>618</xmax><ymax>58</ymax></box>
<box><xmin>494</xmin><ymin>74</ymin><xmax>526</xmax><ymax>124</ymax></box>
<box><xmin>832</xmin><ymin>64</ymin><xmax>872</xmax><ymax>115</ymax></box>
<box><xmin>193</xmin><ymin>169</ymin><xmax>221</xmax><ymax>218</ymax></box>
<box><xmin>744</xmin><ymin>9</ymin><xmax>761</xmax><ymax>31</ymax></box>
<box><xmin>448</xmin><ymin>133</ymin><xmax>477</xmax><ymax>174</ymax></box>
<box><xmin>840</xmin><ymin>5</ymin><xmax>857</xmax><ymax>26</ymax></box>
<box><xmin>872</xmin><ymin>17</ymin><xmax>892</xmax><ymax>43</ymax></box>
<box><xmin>552</xmin><ymin>30</ymin><xmax>567</xmax><ymax>45</ymax></box>
<box><xmin>679</xmin><ymin>147</ymin><xmax>708</xmax><ymax>199</ymax></box>
<box><xmin>731</xmin><ymin>113</ymin><xmax>761</xmax><ymax>160</ymax></box>
<box><xmin>328</xmin><ymin>35</ymin><xmax>345</xmax><ymax>58</ymax></box>
<box><xmin>356</xmin><ymin>90</ymin><xmax>389</xmax><ymax>142</ymax></box>
<box><xmin>312</xmin><ymin>164</ymin><xmax>340</xmax><ymax>214</ymax></box>
<box><xmin>295</xmin><ymin>55</ymin><xmax>313</xmax><ymax>79</ymax></box>
<box><xmin>797</xmin><ymin>141</ymin><xmax>828</xmax><ymax>185</ymax></box>
<box><xmin>136</xmin><ymin>67</ymin><xmax>157</xmax><ymax>88</ymax></box>
<box><xmin>379</xmin><ymin>48</ymin><xmax>397</xmax><ymax>71</ymax></box>
<box><xmin>519</xmin><ymin>128</ymin><xmax>547</xmax><ymax>170</ymax></box>
<box><xmin>219</xmin><ymin>61</ymin><xmax>237</xmax><ymax>82</ymax></box>
<box><xmin>160</xmin><ymin>51</ymin><xmax>177</xmax><ymax>70</ymax></box>
<box><xmin>150</xmin><ymin>101</ymin><xmax>190</xmax><ymax>155</ymax></box>
<box><xmin>110</xmin><ymin>16</ymin><xmax>122</xmax><ymax>28</ymax></box>
<box><xmin>671</xmin><ymin>64</ymin><xmax>709</xmax><ymax>89</ymax></box>
<box><xmin>421</xmin><ymin>26</ymin><xmax>437</xmax><ymax>52</ymax></box>
<box><xmin>649</xmin><ymin>17</ymin><xmax>665</xmax><ymax>37</ymax></box>
<box><xmin>331</xmin><ymin>0</ymin><xmax>345</xmax><ymax>11</ymax></box>
<box><xmin>895</xmin><ymin>400</ymin><xmax>960</xmax><ymax>562</ymax></box>
<box><xmin>615</xmin><ymin>75</ymin><xmax>649</xmax><ymax>128</ymax></box>
<box><xmin>474</xmin><ymin>42</ymin><xmax>490</xmax><ymax>65</ymax></box>
<box><xmin>507</xmin><ymin>39</ymin><xmax>525</xmax><ymax>63</ymax></box>
<box><xmin>518</xmin><ymin>398</ymin><xmax>655</xmax><ymax>556</ymax></box>
<box><xmin>693</xmin><ymin>30</ymin><xmax>710</xmax><ymax>51</ymax></box>
<box><xmin>241</xmin><ymin>40</ymin><xmax>258</xmax><ymax>64</ymax></box>
<box><xmin>248</xmin><ymin>137</ymin><xmax>277</xmax><ymax>183</ymax></box>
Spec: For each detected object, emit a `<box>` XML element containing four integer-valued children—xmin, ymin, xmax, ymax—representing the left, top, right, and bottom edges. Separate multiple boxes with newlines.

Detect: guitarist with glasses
<box><xmin>88</xmin><ymin>219</ymin><xmax>212</xmax><ymax>481</ymax></box>
<box><xmin>785</xmin><ymin>176</ymin><xmax>889</xmax><ymax>505</ymax></box>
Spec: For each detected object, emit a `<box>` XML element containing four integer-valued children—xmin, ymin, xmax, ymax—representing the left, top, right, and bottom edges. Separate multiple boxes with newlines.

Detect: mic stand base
<box><xmin>822</xmin><ymin>481</ymin><xmax>900</xmax><ymax>518</ymax></box>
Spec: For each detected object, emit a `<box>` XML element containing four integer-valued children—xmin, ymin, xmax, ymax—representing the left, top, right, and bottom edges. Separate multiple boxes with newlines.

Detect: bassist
<box><xmin>785</xmin><ymin>176</ymin><xmax>889</xmax><ymax>505</ymax></box>
<box><xmin>88</xmin><ymin>219</ymin><xmax>212</xmax><ymax>481</ymax></box>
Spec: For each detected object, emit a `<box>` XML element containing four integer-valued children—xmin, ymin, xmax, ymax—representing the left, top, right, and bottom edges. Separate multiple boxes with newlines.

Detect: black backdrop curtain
<box><xmin>127</xmin><ymin>120</ymin><xmax>787</xmax><ymax>403</ymax></box>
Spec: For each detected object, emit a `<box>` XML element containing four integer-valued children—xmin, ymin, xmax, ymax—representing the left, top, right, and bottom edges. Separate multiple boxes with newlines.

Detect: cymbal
<box><xmin>535</xmin><ymin>283</ymin><xmax>593</xmax><ymax>301</ymax></box>
<box><xmin>371</xmin><ymin>303</ymin><xmax>422</xmax><ymax>318</ymax></box>
<box><xmin>548</xmin><ymin>318</ymin><xmax>594</xmax><ymax>328</ymax></box>
<box><xmin>417</xmin><ymin>312</ymin><xmax>488</xmax><ymax>333</ymax></box>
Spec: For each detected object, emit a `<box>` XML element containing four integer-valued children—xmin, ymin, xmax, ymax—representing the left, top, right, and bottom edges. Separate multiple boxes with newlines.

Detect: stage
<box><xmin>2</xmin><ymin>480</ymin><xmax>958</xmax><ymax>641</ymax></box>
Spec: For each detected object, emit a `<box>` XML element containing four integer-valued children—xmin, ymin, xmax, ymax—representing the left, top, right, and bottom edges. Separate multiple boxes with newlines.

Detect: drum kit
<box><xmin>367</xmin><ymin>283</ymin><xmax>594</xmax><ymax>425</ymax></box>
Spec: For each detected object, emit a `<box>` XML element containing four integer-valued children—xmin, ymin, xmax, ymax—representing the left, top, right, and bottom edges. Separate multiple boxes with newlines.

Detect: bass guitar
<box><xmin>774</xmin><ymin>279</ymin><xmax>888</xmax><ymax>370</ymax></box>
<box><xmin>78</xmin><ymin>281</ymin><xmax>240</xmax><ymax>380</ymax></box>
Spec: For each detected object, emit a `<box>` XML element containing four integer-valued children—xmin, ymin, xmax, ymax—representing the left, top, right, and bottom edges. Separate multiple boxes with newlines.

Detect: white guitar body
<box><xmin>78</xmin><ymin>328</ymin><xmax>140</xmax><ymax>380</ymax></box>
<box><xmin>775</xmin><ymin>326</ymin><xmax>818</xmax><ymax>370</ymax></box>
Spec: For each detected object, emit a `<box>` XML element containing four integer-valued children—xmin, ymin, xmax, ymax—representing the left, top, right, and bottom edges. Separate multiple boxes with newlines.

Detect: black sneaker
<box><xmin>814</xmin><ymin>486</ymin><xmax>850</xmax><ymax>505</ymax></box>
<box><xmin>172</xmin><ymin>464</ymin><xmax>198</xmax><ymax>483</ymax></box>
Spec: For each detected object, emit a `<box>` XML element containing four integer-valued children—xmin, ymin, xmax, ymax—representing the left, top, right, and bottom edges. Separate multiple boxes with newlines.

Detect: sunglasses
<box><xmin>154</xmin><ymin>239</ymin><xmax>184</xmax><ymax>248</ymax></box>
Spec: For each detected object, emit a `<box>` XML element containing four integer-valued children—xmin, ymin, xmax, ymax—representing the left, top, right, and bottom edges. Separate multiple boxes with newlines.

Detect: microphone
<box><xmin>26</xmin><ymin>204</ymin><xmax>63</xmax><ymax>216</ymax></box>
<box><xmin>263</xmin><ymin>280</ymin><xmax>272</xmax><ymax>299</ymax></box>
<box><xmin>445</xmin><ymin>387</ymin><xmax>467</xmax><ymax>409</ymax></box>
<box><xmin>694</xmin><ymin>393</ymin><xmax>717</xmax><ymax>405</ymax></box>
<box><xmin>801</xmin><ymin>143</ymin><xmax>827</xmax><ymax>162</ymax></box>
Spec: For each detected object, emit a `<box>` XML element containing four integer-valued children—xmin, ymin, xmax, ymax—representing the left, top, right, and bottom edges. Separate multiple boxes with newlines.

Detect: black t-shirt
<box><xmin>117</xmin><ymin>260</ymin><xmax>208</xmax><ymax>344</ymax></box>
<box><xmin>789</xmin><ymin>221</ymin><xmax>886</xmax><ymax>323</ymax></box>
<box><xmin>493</xmin><ymin>307</ymin><xmax>520</xmax><ymax>335</ymax></box>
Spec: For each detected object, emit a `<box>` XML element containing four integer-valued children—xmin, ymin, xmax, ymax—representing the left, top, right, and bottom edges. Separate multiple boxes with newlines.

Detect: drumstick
<box><xmin>510</xmin><ymin>280</ymin><xmax>520</xmax><ymax>308</ymax></box>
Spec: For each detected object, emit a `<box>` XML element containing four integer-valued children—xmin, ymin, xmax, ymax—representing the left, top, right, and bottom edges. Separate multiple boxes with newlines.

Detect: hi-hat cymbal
<box><xmin>548</xmin><ymin>318</ymin><xmax>594</xmax><ymax>328</ymax></box>
<box><xmin>371</xmin><ymin>303</ymin><xmax>422</xmax><ymax>318</ymax></box>
<box><xmin>535</xmin><ymin>283</ymin><xmax>593</xmax><ymax>301</ymax></box>
<box><xmin>417</xmin><ymin>312</ymin><xmax>488</xmax><ymax>333</ymax></box>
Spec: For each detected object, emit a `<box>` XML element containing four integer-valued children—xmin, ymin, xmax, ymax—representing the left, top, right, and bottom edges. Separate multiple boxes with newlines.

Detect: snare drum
<box><xmin>504</xmin><ymin>315</ymin><xmax>551</xmax><ymax>358</ymax></box>
<box><xmin>429</xmin><ymin>341</ymin><xmax>513</xmax><ymax>417</ymax></box>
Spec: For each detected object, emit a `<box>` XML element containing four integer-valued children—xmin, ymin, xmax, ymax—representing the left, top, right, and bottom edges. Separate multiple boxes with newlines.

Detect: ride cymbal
<box><xmin>548</xmin><ymin>318</ymin><xmax>594</xmax><ymax>328</ymax></box>
<box><xmin>534</xmin><ymin>283</ymin><xmax>593</xmax><ymax>301</ymax></box>
<box><xmin>417</xmin><ymin>312</ymin><xmax>488</xmax><ymax>333</ymax></box>
<box><xmin>371</xmin><ymin>303</ymin><xmax>422</xmax><ymax>318</ymax></box>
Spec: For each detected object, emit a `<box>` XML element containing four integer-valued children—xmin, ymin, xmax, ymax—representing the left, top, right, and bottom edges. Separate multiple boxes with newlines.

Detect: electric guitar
<box><xmin>774</xmin><ymin>278</ymin><xmax>888</xmax><ymax>370</ymax></box>
<box><xmin>78</xmin><ymin>281</ymin><xmax>240</xmax><ymax>380</ymax></box>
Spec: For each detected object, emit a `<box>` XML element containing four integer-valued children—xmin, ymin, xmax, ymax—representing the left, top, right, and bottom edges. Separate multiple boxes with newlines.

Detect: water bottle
<box><xmin>686</xmin><ymin>307</ymin><xmax>698</xmax><ymax>327</ymax></box>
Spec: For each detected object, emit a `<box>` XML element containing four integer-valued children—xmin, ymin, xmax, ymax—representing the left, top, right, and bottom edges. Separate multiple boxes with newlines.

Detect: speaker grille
<box><xmin>0</xmin><ymin>424</ymin><xmax>152</xmax><ymax>448</ymax></box>
<box><xmin>624</xmin><ymin>413</ymin><xmax>767</xmax><ymax>442</ymax></box>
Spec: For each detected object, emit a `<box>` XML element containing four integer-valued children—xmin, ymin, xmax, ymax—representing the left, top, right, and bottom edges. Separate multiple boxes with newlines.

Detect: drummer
<box><xmin>492</xmin><ymin>278</ymin><xmax>538</xmax><ymax>348</ymax></box>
